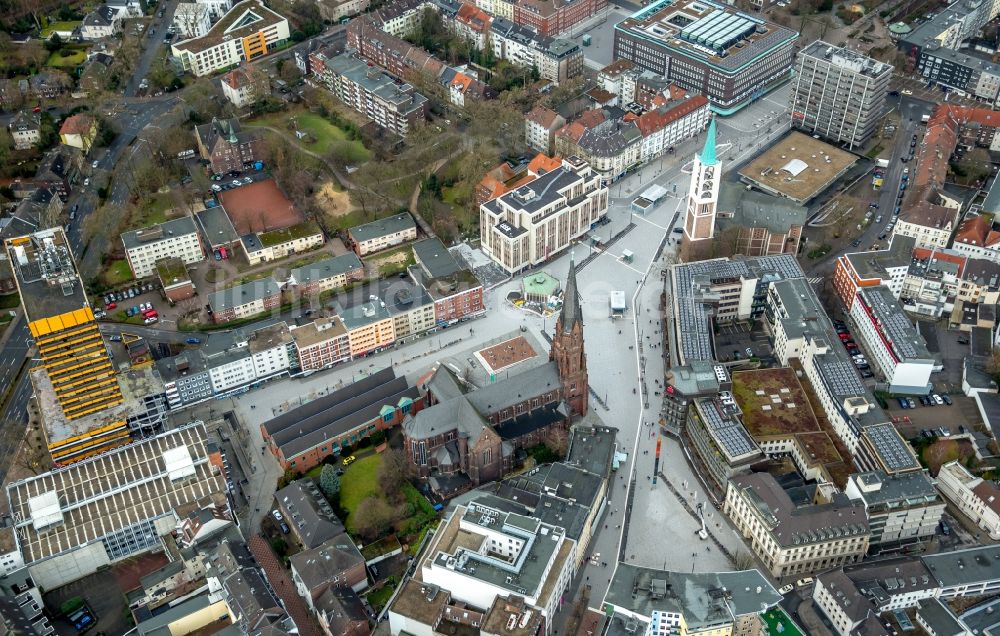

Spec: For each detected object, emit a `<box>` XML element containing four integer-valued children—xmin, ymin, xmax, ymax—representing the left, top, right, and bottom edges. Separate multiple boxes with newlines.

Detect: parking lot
<box><xmin>714</xmin><ymin>321</ymin><xmax>773</xmax><ymax>363</ymax></box>
<box><xmin>884</xmin><ymin>397</ymin><xmax>981</xmax><ymax>440</ymax></box>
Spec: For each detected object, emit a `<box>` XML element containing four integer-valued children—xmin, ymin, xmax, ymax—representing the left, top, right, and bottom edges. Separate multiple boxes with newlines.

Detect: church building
<box><xmin>403</xmin><ymin>260</ymin><xmax>589</xmax><ymax>496</ymax></box>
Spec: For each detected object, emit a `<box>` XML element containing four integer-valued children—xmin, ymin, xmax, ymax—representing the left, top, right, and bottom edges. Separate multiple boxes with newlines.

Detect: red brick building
<box><xmin>403</xmin><ymin>259</ymin><xmax>587</xmax><ymax>495</ymax></box>
<box><xmin>410</xmin><ymin>238</ymin><xmax>485</xmax><ymax>324</ymax></box>
<box><xmin>513</xmin><ymin>0</ymin><xmax>607</xmax><ymax>37</ymax></box>
<box><xmin>261</xmin><ymin>367</ymin><xmax>423</xmax><ymax>472</ymax></box>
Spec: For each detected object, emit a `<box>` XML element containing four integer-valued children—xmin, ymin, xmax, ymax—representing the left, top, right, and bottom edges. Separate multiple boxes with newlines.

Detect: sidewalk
<box><xmin>0</xmin><ymin>309</ymin><xmax>22</xmax><ymax>351</ymax></box>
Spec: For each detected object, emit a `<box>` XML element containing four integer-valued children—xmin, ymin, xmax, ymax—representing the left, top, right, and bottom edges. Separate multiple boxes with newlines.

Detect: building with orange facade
<box><xmin>832</xmin><ymin>235</ymin><xmax>914</xmax><ymax>309</ymax></box>
<box><xmin>171</xmin><ymin>0</ymin><xmax>289</xmax><ymax>77</ymax></box>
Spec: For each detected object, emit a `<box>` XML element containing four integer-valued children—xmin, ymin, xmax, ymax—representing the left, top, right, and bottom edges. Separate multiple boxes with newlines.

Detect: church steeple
<box><xmin>551</xmin><ymin>256</ymin><xmax>588</xmax><ymax>417</ymax></box>
<box><xmin>700</xmin><ymin>117</ymin><xmax>718</xmax><ymax>166</ymax></box>
<box><xmin>559</xmin><ymin>253</ymin><xmax>582</xmax><ymax>335</ymax></box>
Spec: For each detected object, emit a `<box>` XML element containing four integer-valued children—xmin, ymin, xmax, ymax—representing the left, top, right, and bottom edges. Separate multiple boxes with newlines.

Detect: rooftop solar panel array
<box><xmin>671</xmin><ymin>255</ymin><xmax>804</xmax><ymax>364</ymax></box>
<box><xmin>817</xmin><ymin>359</ymin><xmax>867</xmax><ymax>399</ymax></box>
<box><xmin>863</xmin><ymin>423</ymin><xmax>920</xmax><ymax>472</ymax></box>
<box><xmin>697</xmin><ymin>399</ymin><xmax>760</xmax><ymax>459</ymax></box>
<box><xmin>859</xmin><ymin>287</ymin><xmax>928</xmax><ymax>360</ymax></box>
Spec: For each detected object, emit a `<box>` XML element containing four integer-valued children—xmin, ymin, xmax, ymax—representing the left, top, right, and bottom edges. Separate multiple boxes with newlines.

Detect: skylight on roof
<box><xmin>226</xmin><ymin>10</ymin><xmax>262</xmax><ymax>33</ymax></box>
<box><xmin>163</xmin><ymin>445</ymin><xmax>196</xmax><ymax>481</ymax></box>
<box><xmin>28</xmin><ymin>491</ymin><xmax>63</xmax><ymax>531</ymax></box>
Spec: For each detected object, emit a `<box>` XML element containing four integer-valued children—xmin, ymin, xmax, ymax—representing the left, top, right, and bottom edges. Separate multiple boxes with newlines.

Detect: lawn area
<box><xmin>339</xmin><ymin>455</ymin><xmax>381</xmax><ymax>532</ymax></box>
<box><xmin>369</xmin><ymin>244</ymin><xmax>416</xmax><ymax>278</ymax></box>
<box><xmin>366</xmin><ymin>582</ymin><xmax>397</xmax><ymax>612</ymax></box>
<box><xmin>40</xmin><ymin>21</ymin><xmax>82</xmax><ymax>38</ymax></box>
<box><xmin>138</xmin><ymin>193</ymin><xmax>172</xmax><ymax>226</ymax></box>
<box><xmin>101</xmin><ymin>260</ymin><xmax>134</xmax><ymax>287</ymax></box>
<box><xmin>46</xmin><ymin>49</ymin><xmax>87</xmax><ymax>68</ymax></box>
<box><xmin>251</xmin><ymin>111</ymin><xmax>370</xmax><ymax>161</ymax></box>
<box><xmin>761</xmin><ymin>608</ymin><xmax>803</xmax><ymax>636</ymax></box>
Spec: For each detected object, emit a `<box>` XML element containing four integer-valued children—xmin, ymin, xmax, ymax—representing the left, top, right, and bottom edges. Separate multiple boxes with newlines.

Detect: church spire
<box><xmin>560</xmin><ymin>254</ymin><xmax>582</xmax><ymax>334</ymax></box>
<box><xmin>700</xmin><ymin>117</ymin><xmax>718</xmax><ymax>167</ymax></box>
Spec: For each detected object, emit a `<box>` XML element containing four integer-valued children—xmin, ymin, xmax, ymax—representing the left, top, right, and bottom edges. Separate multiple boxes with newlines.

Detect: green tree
<box><xmin>319</xmin><ymin>464</ymin><xmax>341</xmax><ymax>499</ymax></box>
<box><xmin>43</xmin><ymin>33</ymin><xmax>62</xmax><ymax>53</ymax></box>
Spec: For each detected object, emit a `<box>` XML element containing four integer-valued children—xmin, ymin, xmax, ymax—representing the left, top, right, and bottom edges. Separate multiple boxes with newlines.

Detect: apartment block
<box><xmin>935</xmin><ymin>460</ymin><xmax>1000</xmax><ymax>540</ymax></box>
<box><xmin>311</xmin><ymin>51</ymin><xmax>428</xmax><ymax>137</ymax></box>
<box><xmin>240</xmin><ymin>220</ymin><xmax>324</xmax><ymax>266</ymax></box>
<box><xmin>9</xmin><ymin>111</ymin><xmax>40</xmax><ymax>150</ymax></box>
<box><xmin>348</xmin><ymin>213</ymin><xmax>418</xmax><ymax>257</ymax></box>
<box><xmin>724</xmin><ymin>472</ymin><xmax>869</xmax><ymax>579</ymax></box>
<box><xmin>849</xmin><ymin>286</ymin><xmax>935</xmax><ymax>394</ymax></box>
<box><xmin>524</xmin><ymin>105</ymin><xmax>566</xmax><ymax>155</ymax></box>
<box><xmin>122</xmin><ymin>217</ymin><xmax>205</xmax><ymax>279</ymax></box>
<box><xmin>490</xmin><ymin>16</ymin><xmax>583</xmax><ymax>84</ymax></box>
<box><xmin>207</xmin><ymin>279</ymin><xmax>282</xmax><ymax>323</ymax></box>
<box><xmin>893</xmin><ymin>205</ymin><xmax>959</xmax><ymax>250</ymax></box>
<box><xmin>410</xmin><ymin>237</ymin><xmax>485</xmax><ymax>324</ymax></box>
<box><xmin>287</xmin><ymin>253</ymin><xmax>364</xmax><ymax>296</ymax></box>
<box><xmin>290</xmin><ymin>317</ymin><xmax>352</xmax><ymax>372</ymax></box>
<box><xmin>791</xmin><ymin>41</ymin><xmax>892</xmax><ymax>149</ymax></box>
<box><xmin>480</xmin><ymin>155</ymin><xmax>608</xmax><ymax>273</ymax></box>
<box><xmin>170</xmin><ymin>0</ymin><xmax>290</xmax><ymax>77</ymax></box>
<box><xmin>844</xmin><ymin>471</ymin><xmax>944</xmax><ymax>551</ymax></box>
<box><xmin>613</xmin><ymin>0</ymin><xmax>797</xmax><ymax>114</ymax></box>
<box><xmin>831</xmin><ymin>235</ymin><xmax>913</xmax><ymax>309</ymax></box>
<box><xmin>220</xmin><ymin>64</ymin><xmax>270</xmax><ymax>108</ymax></box>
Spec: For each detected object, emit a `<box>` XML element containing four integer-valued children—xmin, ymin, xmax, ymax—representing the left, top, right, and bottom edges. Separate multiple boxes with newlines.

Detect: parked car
<box><xmin>106</xmin><ymin>302</ymin><xmax>117</xmax><ymax>310</ymax></box>
<box><xmin>919</xmin><ymin>395</ymin><xmax>930</xmax><ymax>406</ymax></box>
<box><xmin>109</xmin><ymin>335</ymin><xmax>122</xmax><ymax>342</ymax></box>
<box><xmin>796</xmin><ymin>577</ymin><xmax>814</xmax><ymax>588</ymax></box>
<box><xmin>938</xmin><ymin>427</ymin><xmax>950</xmax><ymax>437</ymax></box>
<box><xmin>279</xmin><ymin>522</ymin><xmax>290</xmax><ymax>534</ymax></box>
<box><xmin>745</xmin><ymin>347</ymin><xmax>753</xmax><ymax>357</ymax></box>
<box><xmin>907</xmin><ymin>398</ymin><xmax>916</xmax><ymax>408</ymax></box>
<box><xmin>861</xmin><ymin>370</ymin><xmax>874</xmax><ymax>378</ymax></box>
<box><xmin>942</xmin><ymin>394</ymin><xmax>953</xmax><ymax>405</ymax></box>
<box><xmin>186</xmin><ymin>337</ymin><xmax>202</xmax><ymax>345</ymax></box>
<box><xmin>212</xmin><ymin>184</ymin><xmax>222</xmax><ymax>192</ymax></box>
<box><xmin>342</xmin><ymin>455</ymin><xmax>357</xmax><ymax>466</ymax></box>
<box><xmin>272</xmin><ymin>510</ymin><xmax>283</xmax><ymax>521</ymax></box>
<box><xmin>897</xmin><ymin>397</ymin><xmax>909</xmax><ymax>409</ymax></box>
<box><xmin>932</xmin><ymin>394</ymin><xmax>944</xmax><ymax>405</ymax></box>
<box><xmin>143</xmin><ymin>316</ymin><xmax>157</xmax><ymax>324</ymax></box>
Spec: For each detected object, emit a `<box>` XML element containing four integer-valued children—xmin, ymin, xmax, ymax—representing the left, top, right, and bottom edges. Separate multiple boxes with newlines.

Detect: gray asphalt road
<box><xmin>127</xmin><ymin>0</ymin><xmax>182</xmax><ymax>97</ymax></box>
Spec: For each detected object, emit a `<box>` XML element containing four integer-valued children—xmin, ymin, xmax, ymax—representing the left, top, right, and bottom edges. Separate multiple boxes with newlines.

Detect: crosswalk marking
<box><xmin>807</xmin><ymin>277</ymin><xmax>822</xmax><ymax>285</ymax></box>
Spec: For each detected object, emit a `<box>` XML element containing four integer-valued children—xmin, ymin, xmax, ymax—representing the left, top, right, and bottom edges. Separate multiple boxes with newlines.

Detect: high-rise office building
<box><xmin>5</xmin><ymin>228</ymin><xmax>129</xmax><ymax>463</ymax></box>
<box><xmin>791</xmin><ymin>41</ymin><xmax>893</xmax><ymax>149</ymax></box>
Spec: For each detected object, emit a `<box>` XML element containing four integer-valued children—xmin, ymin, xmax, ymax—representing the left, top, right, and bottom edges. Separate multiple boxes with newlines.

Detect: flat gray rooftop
<box><xmin>6</xmin><ymin>228</ymin><xmax>89</xmax><ymax>324</ymax></box>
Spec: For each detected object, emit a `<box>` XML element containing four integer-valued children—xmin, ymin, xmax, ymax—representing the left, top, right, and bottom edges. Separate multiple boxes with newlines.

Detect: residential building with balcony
<box><xmin>286</xmin><ymin>253</ymin><xmax>364</xmax><ymax>296</ymax></box>
<box><xmin>311</xmin><ymin>51</ymin><xmax>428</xmax><ymax>138</ymax></box>
<box><xmin>480</xmin><ymin>155</ymin><xmax>608</xmax><ymax>273</ymax></box>
<box><xmin>170</xmin><ymin>0</ymin><xmax>290</xmax><ymax>77</ymax></box>
<box><xmin>832</xmin><ymin>235</ymin><xmax>914</xmax><ymax>308</ymax></box>
<box><xmin>207</xmin><ymin>279</ymin><xmax>282</xmax><ymax>323</ymax></box>
<box><xmin>122</xmin><ymin>217</ymin><xmax>205</xmax><ymax>279</ymax></box>
<box><xmin>844</xmin><ymin>470</ymin><xmax>944</xmax><ymax>552</ymax></box>
<box><xmin>290</xmin><ymin>317</ymin><xmax>352</xmax><ymax>372</ymax></box>
<box><xmin>409</xmin><ymin>237</ymin><xmax>485</xmax><ymax>324</ymax></box>
<box><xmin>791</xmin><ymin>41</ymin><xmax>892</xmax><ymax>149</ymax></box>
<box><xmin>347</xmin><ymin>212</ymin><xmax>418</xmax><ymax>257</ymax></box>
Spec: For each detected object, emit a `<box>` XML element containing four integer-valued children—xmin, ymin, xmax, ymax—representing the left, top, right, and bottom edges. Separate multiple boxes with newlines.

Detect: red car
<box><xmin>106</xmin><ymin>302</ymin><xmax>117</xmax><ymax>310</ymax></box>
<box><xmin>143</xmin><ymin>309</ymin><xmax>158</xmax><ymax>319</ymax></box>
<box><xmin>838</xmin><ymin>333</ymin><xmax>851</xmax><ymax>341</ymax></box>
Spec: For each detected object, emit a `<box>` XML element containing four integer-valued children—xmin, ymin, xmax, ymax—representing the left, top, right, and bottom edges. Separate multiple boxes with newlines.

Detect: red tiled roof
<box><xmin>59</xmin><ymin>114</ymin><xmax>95</xmax><ymax>135</ymax></box>
<box><xmin>451</xmin><ymin>72</ymin><xmax>474</xmax><ymax>93</ymax></box>
<box><xmin>576</xmin><ymin>109</ymin><xmax>607</xmax><ymax>129</ymax></box>
<box><xmin>526</xmin><ymin>105</ymin><xmax>561</xmax><ymax>128</ymax></box>
<box><xmin>456</xmin><ymin>2</ymin><xmax>491</xmax><ymax>31</ymax></box>
<box><xmin>634</xmin><ymin>95</ymin><xmax>709</xmax><ymax>137</ymax></box>
<box><xmin>954</xmin><ymin>215</ymin><xmax>990</xmax><ymax>245</ymax></box>
<box><xmin>527</xmin><ymin>153</ymin><xmax>561</xmax><ymax>175</ymax></box>
<box><xmin>986</xmin><ymin>230</ymin><xmax>1000</xmax><ymax>247</ymax></box>
<box><xmin>556</xmin><ymin>121</ymin><xmax>587</xmax><ymax>143</ymax></box>
<box><xmin>598</xmin><ymin>59</ymin><xmax>636</xmax><ymax>77</ymax></box>
<box><xmin>586</xmin><ymin>87</ymin><xmax>616</xmax><ymax>104</ymax></box>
